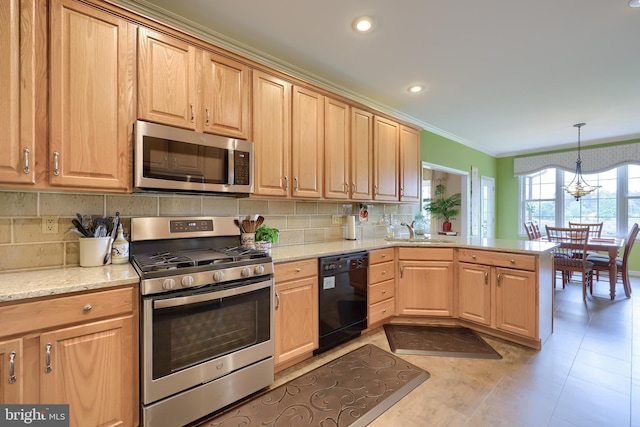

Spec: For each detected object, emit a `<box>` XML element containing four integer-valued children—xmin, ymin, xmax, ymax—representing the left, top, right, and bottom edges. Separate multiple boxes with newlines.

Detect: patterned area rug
<box><xmin>384</xmin><ymin>324</ymin><xmax>502</xmax><ymax>359</ymax></box>
<box><xmin>195</xmin><ymin>344</ymin><xmax>430</xmax><ymax>427</ymax></box>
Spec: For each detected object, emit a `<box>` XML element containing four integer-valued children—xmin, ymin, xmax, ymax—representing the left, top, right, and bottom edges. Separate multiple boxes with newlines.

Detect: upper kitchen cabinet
<box><xmin>0</xmin><ymin>0</ymin><xmax>36</xmax><ymax>185</ymax></box>
<box><xmin>202</xmin><ymin>51</ymin><xmax>251</xmax><ymax>139</ymax></box>
<box><xmin>373</xmin><ymin>115</ymin><xmax>399</xmax><ymax>201</ymax></box>
<box><xmin>138</xmin><ymin>29</ymin><xmax>251</xmax><ymax>139</ymax></box>
<box><xmin>399</xmin><ymin>125</ymin><xmax>421</xmax><ymax>203</ymax></box>
<box><xmin>137</xmin><ymin>27</ymin><xmax>198</xmax><ymax>130</ymax></box>
<box><xmin>291</xmin><ymin>85</ymin><xmax>324</xmax><ymax>198</ymax></box>
<box><xmin>252</xmin><ymin>70</ymin><xmax>291</xmax><ymax>197</ymax></box>
<box><xmin>49</xmin><ymin>0</ymin><xmax>135</xmax><ymax>191</ymax></box>
<box><xmin>324</xmin><ymin>97</ymin><xmax>350</xmax><ymax>199</ymax></box>
<box><xmin>350</xmin><ymin>108</ymin><xmax>374</xmax><ymax>200</ymax></box>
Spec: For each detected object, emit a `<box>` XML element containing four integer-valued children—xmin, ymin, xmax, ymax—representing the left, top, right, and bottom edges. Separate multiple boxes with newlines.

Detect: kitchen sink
<box><xmin>385</xmin><ymin>237</ymin><xmax>455</xmax><ymax>244</ymax></box>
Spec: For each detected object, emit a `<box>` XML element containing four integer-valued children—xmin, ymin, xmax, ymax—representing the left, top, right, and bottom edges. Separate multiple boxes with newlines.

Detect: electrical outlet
<box><xmin>331</xmin><ymin>215</ymin><xmax>343</xmax><ymax>225</ymax></box>
<box><xmin>42</xmin><ymin>216</ymin><xmax>58</xmax><ymax>234</ymax></box>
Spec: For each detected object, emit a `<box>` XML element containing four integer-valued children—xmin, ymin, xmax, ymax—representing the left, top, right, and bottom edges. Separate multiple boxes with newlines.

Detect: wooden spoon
<box><xmin>255</xmin><ymin>216</ymin><xmax>264</xmax><ymax>229</ymax></box>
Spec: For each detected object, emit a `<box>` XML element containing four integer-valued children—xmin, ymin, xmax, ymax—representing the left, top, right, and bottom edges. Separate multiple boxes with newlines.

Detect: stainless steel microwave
<box><xmin>134</xmin><ymin>120</ymin><xmax>254</xmax><ymax>195</ymax></box>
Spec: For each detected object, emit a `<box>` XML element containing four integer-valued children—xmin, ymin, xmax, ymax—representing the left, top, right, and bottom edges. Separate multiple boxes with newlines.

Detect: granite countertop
<box><xmin>0</xmin><ymin>237</ymin><xmax>556</xmax><ymax>303</ymax></box>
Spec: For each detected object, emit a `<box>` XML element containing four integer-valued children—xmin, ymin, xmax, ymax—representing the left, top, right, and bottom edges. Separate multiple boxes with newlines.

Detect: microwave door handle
<box><xmin>228</xmin><ymin>149</ymin><xmax>234</xmax><ymax>186</ymax></box>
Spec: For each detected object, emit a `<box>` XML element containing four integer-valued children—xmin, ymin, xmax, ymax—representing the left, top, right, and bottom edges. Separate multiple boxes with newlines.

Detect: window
<box><xmin>519</xmin><ymin>164</ymin><xmax>638</xmax><ymax>237</ymax></box>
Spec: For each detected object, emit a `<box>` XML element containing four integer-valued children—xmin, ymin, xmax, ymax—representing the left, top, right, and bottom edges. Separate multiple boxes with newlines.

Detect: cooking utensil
<box><xmin>72</xmin><ymin>219</ymin><xmax>90</xmax><ymax>237</ymax></box>
<box><xmin>242</xmin><ymin>219</ymin><xmax>251</xmax><ymax>233</ymax></box>
<box><xmin>103</xmin><ymin>212</ymin><xmax>120</xmax><ymax>264</ymax></box>
<box><xmin>255</xmin><ymin>216</ymin><xmax>264</xmax><ymax>229</ymax></box>
<box><xmin>234</xmin><ymin>219</ymin><xmax>244</xmax><ymax>232</ymax></box>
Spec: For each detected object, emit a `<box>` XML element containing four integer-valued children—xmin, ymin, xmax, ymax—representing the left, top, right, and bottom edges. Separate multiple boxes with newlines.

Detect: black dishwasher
<box><xmin>316</xmin><ymin>251</ymin><xmax>368</xmax><ymax>354</ymax></box>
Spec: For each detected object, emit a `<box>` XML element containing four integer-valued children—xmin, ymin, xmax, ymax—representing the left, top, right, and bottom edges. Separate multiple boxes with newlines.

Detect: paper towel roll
<box><xmin>345</xmin><ymin>215</ymin><xmax>356</xmax><ymax>240</ymax></box>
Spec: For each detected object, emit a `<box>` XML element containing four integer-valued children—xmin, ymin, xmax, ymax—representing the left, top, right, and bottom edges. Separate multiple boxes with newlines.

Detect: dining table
<box><xmin>540</xmin><ymin>236</ymin><xmax>625</xmax><ymax>299</ymax></box>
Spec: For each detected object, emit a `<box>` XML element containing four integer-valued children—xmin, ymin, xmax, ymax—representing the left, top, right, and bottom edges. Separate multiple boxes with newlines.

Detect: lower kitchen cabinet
<box><xmin>458</xmin><ymin>249</ymin><xmax>538</xmax><ymax>339</ymax></box>
<box><xmin>273</xmin><ymin>259</ymin><xmax>318</xmax><ymax>371</ymax></box>
<box><xmin>0</xmin><ymin>285</ymin><xmax>138</xmax><ymax>427</ymax></box>
<box><xmin>397</xmin><ymin>247</ymin><xmax>454</xmax><ymax>317</ymax></box>
<box><xmin>367</xmin><ymin>248</ymin><xmax>395</xmax><ymax>328</ymax></box>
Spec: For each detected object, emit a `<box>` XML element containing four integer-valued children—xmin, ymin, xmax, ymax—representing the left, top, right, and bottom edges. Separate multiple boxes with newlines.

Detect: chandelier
<box><xmin>562</xmin><ymin>123</ymin><xmax>601</xmax><ymax>201</ymax></box>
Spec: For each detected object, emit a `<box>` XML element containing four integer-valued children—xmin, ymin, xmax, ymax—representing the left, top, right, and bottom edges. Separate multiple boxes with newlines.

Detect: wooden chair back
<box><xmin>545</xmin><ymin>225</ymin><xmax>593</xmax><ymax>299</ymax></box>
<box><xmin>524</xmin><ymin>222</ymin><xmax>542</xmax><ymax>240</ymax></box>
<box><xmin>568</xmin><ymin>222</ymin><xmax>603</xmax><ymax>239</ymax></box>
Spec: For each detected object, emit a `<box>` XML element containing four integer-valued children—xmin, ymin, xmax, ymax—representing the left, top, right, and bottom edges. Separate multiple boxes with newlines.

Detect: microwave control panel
<box><xmin>234</xmin><ymin>151</ymin><xmax>250</xmax><ymax>185</ymax></box>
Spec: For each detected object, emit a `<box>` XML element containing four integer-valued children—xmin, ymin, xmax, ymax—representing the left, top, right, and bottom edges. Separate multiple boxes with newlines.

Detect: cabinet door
<box><xmin>0</xmin><ymin>338</ymin><xmax>23</xmax><ymax>403</ymax></box>
<box><xmin>49</xmin><ymin>0</ymin><xmax>134</xmax><ymax>190</ymax></box>
<box><xmin>397</xmin><ymin>260</ymin><xmax>453</xmax><ymax>316</ymax></box>
<box><xmin>0</xmin><ymin>0</ymin><xmax>35</xmax><ymax>185</ymax></box>
<box><xmin>291</xmin><ymin>85</ymin><xmax>323</xmax><ymax>198</ymax></box>
<box><xmin>324</xmin><ymin>97</ymin><xmax>350</xmax><ymax>199</ymax></box>
<box><xmin>350</xmin><ymin>108</ymin><xmax>373</xmax><ymax>200</ymax></box>
<box><xmin>40</xmin><ymin>316</ymin><xmax>136</xmax><ymax>427</ymax></box>
<box><xmin>202</xmin><ymin>51</ymin><xmax>250</xmax><ymax>139</ymax></box>
<box><xmin>495</xmin><ymin>267</ymin><xmax>537</xmax><ymax>338</ymax></box>
<box><xmin>274</xmin><ymin>276</ymin><xmax>318</xmax><ymax>365</ymax></box>
<box><xmin>138</xmin><ymin>27</ymin><xmax>198</xmax><ymax>129</ymax></box>
<box><xmin>400</xmin><ymin>125</ymin><xmax>421</xmax><ymax>202</ymax></box>
<box><xmin>252</xmin><ymin>70</ymin><xmax>290</xmax><ymax>196</ymax></box>
<box><xmin>457</xmin><ymin>262</ymin><xmax>491</xmax><ymax>326</ymax></box>
<box><xmin>373</xmin><ymin>116</ymin><xmax>399</xmax><ymax>201</ymax></box>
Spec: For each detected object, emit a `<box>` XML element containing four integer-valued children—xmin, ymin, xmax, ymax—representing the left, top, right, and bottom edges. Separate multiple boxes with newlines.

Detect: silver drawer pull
<box><xmin>382</xmin><ymin>309</ymin><xmax>387</xmax><ymax>313</ymax></box>
<box><xmin>295</xmin><ymin>268</ymin><xmax>301</xmax><ymax>273</ymax></box>
<box><xmin>53</xmin><ymin>151</ymin><xmax>60</xmax><ymax>176</ymax></box>
<box><xmin>472</xmin><ymin>254</ymin><xmax>476</xmax><ymax>259</ymax></box>
<box><xmin>83</xmin><ymin>304</ymin><xmax>92</xmax><ymax>312</ymax></box>
<box><xmin>381</xmin><ymin>254</ymin><xmax>387</xmax><ymax>258</ymax></box>
<box><xmin>510</xmin><ymin>259</ymin><xmax>515</xmax><ymax>264</ymax></box>
<box><xmin>381</xmin><ymin>270</ymin><xmax>386</xmax><ymax>275</ymax></box>
<box><xmin>23</xmin><ymin>147</ymin><xmax>30</xmax><ymax>174</ymax></box>
<box><xmin>382</xmin><ymin>290</ymin><xmax>386</xmax><ymax>294</ymax></box>
<box><xmin>9</xmin><ymin>351</ymin><xmax>16</xmax><ymax>384</ymax></box>
<box><xmin>275</xmin><ymin>292</ymin><xmax>280</xmax><ymax>310</ymax></box>
<box><xmin>45</xmin><ymin>343</ymin><xmax>52</xmax><ymax>373</ymax></box>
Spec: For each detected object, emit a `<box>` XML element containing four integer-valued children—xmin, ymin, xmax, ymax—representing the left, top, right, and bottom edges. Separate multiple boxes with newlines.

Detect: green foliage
<box><xmin>255</xmin><ymin>225</ymin><xmax>279</xmax><ymax>243</ymax></box>
<box><xmin>423</xmin><ymin>184</ymin><xmax>462</xmax><ymax>223</ymax></box>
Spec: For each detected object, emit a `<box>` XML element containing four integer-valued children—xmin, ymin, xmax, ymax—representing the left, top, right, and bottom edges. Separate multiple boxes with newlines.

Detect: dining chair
<box><xmin>524</xmin><ymin>222</ymin><xmax>542</xmax><ymax>240</ymax></box>
<box><xmin>586</xmin><ymin>223</ymin><xmax>639</xmax><ymax>298</ymax></box>
<box><xmin>546</xmin><ymin>226</ymin><xmax>594</xmax><ymax>300</ymax></box>
<box><xmin>532</xmin><ymin>223</ymin><xmax>542</xmax><ymax>239</ymax></box>
<box><xmin>568</xmin><ymin>221</ymin><xmax>604</xmax><ymax>260</ymax></box>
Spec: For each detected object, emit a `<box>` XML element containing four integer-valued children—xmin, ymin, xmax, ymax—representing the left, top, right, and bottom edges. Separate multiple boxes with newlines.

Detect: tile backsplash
<box><xmin>0</xmin><ymin>190</ymin><xmax>418</xmax><ymax>272</ymax></box>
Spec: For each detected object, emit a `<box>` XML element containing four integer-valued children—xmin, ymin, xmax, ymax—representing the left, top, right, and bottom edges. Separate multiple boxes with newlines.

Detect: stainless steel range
<box><xmin>130</xmin><ymin>217</ymin><xmax>274</xmax><ymax>427</ymax></box>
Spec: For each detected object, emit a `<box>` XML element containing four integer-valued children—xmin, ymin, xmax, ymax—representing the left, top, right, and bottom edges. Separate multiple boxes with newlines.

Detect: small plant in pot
<box><xmin>255</xmin><ymin>225</ymin><xmax>279</xmax><ymax>251</ymax></box>
<box><xmin>423</xmin><ymin>184</ymin><xmax>462</xmax><ymax>232</ymax></box>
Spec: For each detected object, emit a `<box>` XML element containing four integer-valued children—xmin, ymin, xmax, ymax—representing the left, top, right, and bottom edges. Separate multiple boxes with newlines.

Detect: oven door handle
<box><xmin>153</xmin><ymin>280</ymin><xmax>272</xmax><ymax>309</ymax></box>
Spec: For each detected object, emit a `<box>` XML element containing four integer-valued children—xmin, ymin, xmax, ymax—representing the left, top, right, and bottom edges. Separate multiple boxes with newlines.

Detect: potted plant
<box><xmin>255</xmin><ymin>225</ymin><xmax>279</xmax><ymax>251</ymax></box>
<box><xmin>423</xmin><ymin>184</ymin><xmax>462</xmax><ymax>232</ymax></box>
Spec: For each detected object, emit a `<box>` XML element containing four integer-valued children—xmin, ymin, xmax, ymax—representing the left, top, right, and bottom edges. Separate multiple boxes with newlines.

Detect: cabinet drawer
<box><xmin>369</xmin><ymin>261</ymin><xmax>394</xmax><ymax>284</ymax></box>
<box><xmin>458</xmin><ymin>249</ymin><xmax>536</xmax><ymax>271</ymax></box>
<box><xmin>398</xmin><ymin>247</ymin><xmax>454</xmax><ymax>261</ymax></box>
<box><xmin>369</xmin><ymin>248</ymin><xmax>394</xmax><ymax>264</ymax></box>
<box><xmin>0</xmin><ymin>286</ymin><xmax>135</xmax><ymax>338</ymax></box>
<box><xmin>369</xmin><ymin>279</ymin><xmax>395</xmax><ymax>305</ymax></box>
<box><xmin>369</xmin><ymin>298</ymin><xmax>395</xmax><ymax>325</ymax></box>
<box><xmin>275</xmin><ymin>258</ymin><xmax>318</xmax><ymax>282</ymax></box>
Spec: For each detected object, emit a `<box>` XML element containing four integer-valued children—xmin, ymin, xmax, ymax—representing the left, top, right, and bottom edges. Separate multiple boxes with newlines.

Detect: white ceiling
<box><xmin>124</xmin><ymin>0</ymin><xmax>640</xmax><ymax>157</ymax></box>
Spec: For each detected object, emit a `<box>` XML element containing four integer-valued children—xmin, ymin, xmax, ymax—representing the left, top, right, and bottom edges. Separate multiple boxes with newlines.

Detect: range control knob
<box><xmin>241</xmin><ymin>267</ymin><xmax>252</xmax><ymax>277</ymax></box>
<box><xmin>213</xmin><ymin>271</ymin><xmax>225</xmax><ymax>282</ymax></box>
<box><xmin>254</xmin><ymin>265</ymin><xmax>265</xmax><ymax>275</ymax></box>
<box><xmin>181</xmin><ymin>276</ymin><xmax>194</xmax><ymax>287</ymax></box>
<box><xmin>162</xmin><ymin>278</ymin><xmax>176</xmax><ymax>290</ymax></box>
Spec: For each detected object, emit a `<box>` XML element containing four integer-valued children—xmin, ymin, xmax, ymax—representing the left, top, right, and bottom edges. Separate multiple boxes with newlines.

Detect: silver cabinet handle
<box><xmin>472</xmin><ymin>254</ymin><xmax>476</xmax><ymax>259</ymax></box>
<box><xmin>205</xmin><ymin>107</ymin><xmax>210</xmax><ymax>126</ymax></box>
<box><xmin>294</xmin><ymin>177</ymin><xmax>298</xmax><ymax>191</ymax></box>
<box><xmin>497</xmin><ymin>273</ymin><xmax>502</xmax><ymax>287</ymax></box>
<box><xmin>484</xmin><ymin>271</ymin><xmax>489</xmax><ymax>285</ymax></box>
<box><xmin>400</xmin><ymin>265</ymin><xmax>404</xmax><ymax>278</ymax></box>
<box><xmin>23</xmin><ymin>148</ymin><xmax>30</xmax><ymax>174</ymax></box>
<box><xmin>295</xmin><ymin>268</ymin><xmax>301</xmax><ymax>273</ymax></box>
<box><xmin>374</xmin><ymin>185</ymin><xmax>379</xmax><ymax>195</ymax></box>
<box><xmin>8</xmin><ymin>351</ymin><xmax>16</xmax><ymax>384</ymax></box>
<box><xmin>400</xmin><ymin>187</ymin><xmax>404</xmax><ymax>196</ymax></box>
<box><xmin>45</xmin><ymin>343</ymin><xmax>52</xmax><ymax>373</ymax></box>
<box><xmin>83</xmin><ymin>304</ymin><xmax>92</xmax><ymax>312</ymax></box>
<box><xmin>381</xmin><ymin>253</ymin><xmax>387</xmax><ymax>258</ymax></box>
<box><xmin>53</xmin><ymin>151</ymin><xmax>60</xmax><ymax>176</ymax></box>
<box><xmin>284</xmin><ymin>176</ymin><xmax>288</xmax><ymax>190</ymax></box>
<box><xmin>351</xmin><ymin>183</ymin><xmax>355</xmax><ymax>194</ymax></box>
<box><xmin>190</xmin><ymin>103</ymin><xmax>195</xmax><ymax>123</ymax></box>
<box><xmin>275</xmin><ymin>292</ymin><xmax>280</xmax><ymax>310</ymax></box>
<box><xmin>344</xmin><ymin>182</ymin><xmax>348</xmax><ymax>194</ymax></box>
<box><xmin>510</xmin><ymin>259</ymin><xmax>515</xmax><ymax>264</ymax></box>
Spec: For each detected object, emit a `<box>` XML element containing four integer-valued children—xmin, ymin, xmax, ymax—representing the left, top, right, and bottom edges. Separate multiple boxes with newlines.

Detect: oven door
<box><xmin>141</xmin><ymin>277</ymin><xmax>273</xmax><ymax>404</ymax></box>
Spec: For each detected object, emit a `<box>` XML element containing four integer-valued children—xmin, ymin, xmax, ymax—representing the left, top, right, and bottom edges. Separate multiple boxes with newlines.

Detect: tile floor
<box><xmin>274</xmin><ymin>276</ymin><xmax>639</xmax><ymax>426</ymax></box>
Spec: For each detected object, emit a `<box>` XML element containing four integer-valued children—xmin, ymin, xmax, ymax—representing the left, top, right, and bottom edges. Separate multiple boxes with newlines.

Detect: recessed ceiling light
<box><xmin>407</xmin><ymin>85</ymin><xmax>424</xmax><ymax>93</ymax></box>
<box><xmin>630</xmin><ymin>0</ymin><xmax>640</xmax><ymax>7</ymax></box>
<box><xmin>352</xmin><ymin>16</ymin><xmax>375</xmax><ymax>33</ymax></box>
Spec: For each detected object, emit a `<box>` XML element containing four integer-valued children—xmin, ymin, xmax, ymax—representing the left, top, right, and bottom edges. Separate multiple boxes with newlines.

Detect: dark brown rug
<box><xmin>384</xmin><ymin>324</ymin><xmax>502</xmax><ymax>359</ymax></box>
<box><xmin>195</xmin><ymin>344</ymin><xmax>429</xmax><ymax>427</ymax></box>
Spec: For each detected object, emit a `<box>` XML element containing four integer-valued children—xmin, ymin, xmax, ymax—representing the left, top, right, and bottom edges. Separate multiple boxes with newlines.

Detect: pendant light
<box><xmin>562</xmin><ymin>123</ymin><xmax>601</xmax><ymax>201</ymax></box>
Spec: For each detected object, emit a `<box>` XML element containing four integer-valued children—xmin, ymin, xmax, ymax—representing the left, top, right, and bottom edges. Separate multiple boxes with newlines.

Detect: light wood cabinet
<box><xmin>138</xmin><ymin>28</ymin><xmax>251</xmax><ymax>139</ymax></box>
<box><xmin>399</xmin><ymin>125</ymin><xmax>421</xmax><ymax>202</ymax></box>
<box><xmin>457</xmin><ymin>249</ymin><xmax>537</xmax><ymax>339</ymax></box>
<box><xmin>350</xmin><ymin>108</ymin><xmax>374</xmax><ymax>200</ymax></box>
<box><xmin>0</xmin><ymin>0</ymin><xmax>36</xmax><ymax>185</ymax></box>
<box><xmin>367</xmin><ymin>248</ymin><xmax>395</xmax><ymax>327</ymax></box>
<box><xmin>373</xmin><ymin>115</ymin><xmax>399</xmax><ymax>201</ymax></box>
<box><xmin>0</xmin><ymin>285</ymin><xmax>138</xmax><ymax>427</ymax></box>
<box><xmin>252</xmin><ymin>70</ymin><xmax>291</xmax><ymax>197</ymax></box>
<box><xmin>49</xmin><ymin>0</ymin><xmax>135</xmax><ymax>191</ymax></box>
<box><xmin>397</xmin><ymin>247</ymin><xmax>454</xmax><ymax>316</ymax></box>
<box><xmin>291</xmin><ymin>85</ymin><xmax>324</xmax><ymax>198</ymax></box>
<box><xmin>324</xmin><ymin>98</ymin><xmax>350</xmax><ymax>199</ymax></box>
<box><xmin>273</xmin><ymin>259</ymin><xmax>318</xmax><ymax>370</ymax></box>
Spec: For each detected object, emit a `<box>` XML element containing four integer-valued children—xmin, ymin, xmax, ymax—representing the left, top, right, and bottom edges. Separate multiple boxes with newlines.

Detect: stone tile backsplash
<box><xmin>0</xmin><ymin>191</ymin><xmax>418</xmax><ymax>272</ymax></box>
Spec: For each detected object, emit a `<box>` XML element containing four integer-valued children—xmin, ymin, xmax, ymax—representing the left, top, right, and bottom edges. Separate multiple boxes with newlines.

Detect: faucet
<box><xmin>400</xmin><ymin>222</ymin><xmax>415</xmax><ymax>239</ymax></box>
